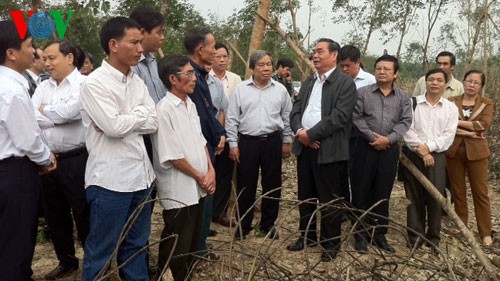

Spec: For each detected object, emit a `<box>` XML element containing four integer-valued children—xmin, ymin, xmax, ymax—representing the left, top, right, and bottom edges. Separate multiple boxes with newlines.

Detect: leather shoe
<box><xmin>217</xmin><ymin>216</ymin><xmax>235</xmax><ymax>227</ymax></box>
<box><xmin>355</xmin><ymin>239</ymin><xmax>368</xmax><ymax>254</ymax></box>
<box><xmin>286</xmin><ymin>237</ymin><xmax>317</xmax><ymax>251</ymax></box>
<box><xmin>258</xmin><ymin>228</ymin><xmax>279</xmax><ymax>240</ymax></box>
<box><xmin>44</xmin><ymin>264</ymin><xmax>78</xmax><ymax>280</ymax></box>
<box><xmin>320</xmin><ymin>249</ymin><xmax>338</xmax><ymax>262</ymax></box>
<box><xmin>234</xmin><ymin>229</ymin><xmax>250</xmax><ymax>240</ymax></box>
<box><xmin>374</xmin><ymin>237</ymin><xmax>395</xmax><ymax>254</ymax></box>
<box><xmin>208</xmin><ymin>229</ymin><xmax>218</xmax><ymax>237</ymax></box>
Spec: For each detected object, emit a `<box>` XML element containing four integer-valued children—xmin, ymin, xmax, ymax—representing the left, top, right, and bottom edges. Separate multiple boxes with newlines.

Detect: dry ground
<box><xmin>32</xmin><ymin>156</ymin><xmax>500</xmax><ymax>281</ymax></box>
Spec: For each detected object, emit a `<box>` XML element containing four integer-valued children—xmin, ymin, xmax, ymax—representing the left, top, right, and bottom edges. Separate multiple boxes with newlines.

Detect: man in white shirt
<box><xmin>80</xmin><ymin>17</ymin><xmax>158</xmax><ymax>281</ymax></box>
<box><xmin>24</xmin><ymin>47</ymin><xmax>48</xmax><ymax>96</ymax></box>
<box><xmin>32</xmin><ymin>40</ymin><xmax>89</xmax><ymax>280</ymax></box>
<box><xmin>0</xmin><ymin>20</ymin><xmax>56</xmax><ymax>281</ymax></box>
<box><xmin>412</xmin><ymin>51</ymin><xmax>464</xmax><ymax>98</ymax></box>
<box><xmin>153</xmin><ymin>54</ymin><xmax>215</xmax><ymax>281</ymax></box>
<box><xmin>403</xmin><ymin>68</ymin><xmax>458</xmax><ymax>253</ymax></box>
<box><xmin>339</xmin><ymin>45</ymin><xmax>376</xmax><ymax>89</ymax></box>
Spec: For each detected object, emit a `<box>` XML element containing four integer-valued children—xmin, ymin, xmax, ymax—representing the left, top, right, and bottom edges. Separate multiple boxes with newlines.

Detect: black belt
<box><xmin>55</xmin><ymin>147</ymin><xmax>87</xmax><ymax>160</ymax></box>
<box><xmin>239</xmin><ymin>131</ymin><xmax>281</xmax><ymax>141</ymax></box>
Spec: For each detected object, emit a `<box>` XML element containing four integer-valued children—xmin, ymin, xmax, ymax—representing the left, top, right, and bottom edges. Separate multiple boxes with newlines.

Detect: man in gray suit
<box><xmin>288</xmin><ymin>38</ymin><xmax>358</xmax><ymax>261</ymax></box>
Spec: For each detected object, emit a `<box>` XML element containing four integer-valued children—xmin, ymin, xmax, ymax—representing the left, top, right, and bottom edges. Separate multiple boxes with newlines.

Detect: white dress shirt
<box><xmin>301</xmin><ymin>67</ymin><xmax>335</xmax><ymax>129</ymax></box>
<box><xmin>80</xmin><ymin>60</ymin><xmax>158</xmax><ymax>192</ymax></box>
<box><xmin>404</xmin><ymin>95</ymin><xmax>459</xmax><ymax>153</ymax></box>
<box><xmin>32</xmin><ymin>68</ymin><xmax>86</xmax><ymax>153</ymax></box>
<box><xmin>152</xmin><ymin>92</ymin><xmax>207</xmax><ymax>210</ymax></box>
<box><xmin>26</xmin><ymin>69</ymin><xmax>40</xmax><ymax>85</ymax></box>
<box><xmin>0</xmin><ymin>66</ymin><xmax>51</xmax><ymax>165</ymax></box>
<box><xmin>210</xmin><ymin>69</ymin><xmax>242</xmax><ymax>97</ymax></box>
<box><xmin>354</xmin><ymin>68</ymin><xmax>376</xmax><ymax>89</ymax></box>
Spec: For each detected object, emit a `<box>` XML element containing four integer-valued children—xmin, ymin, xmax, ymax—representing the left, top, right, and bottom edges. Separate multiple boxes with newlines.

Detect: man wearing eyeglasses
<box><xmin>350</xmin><ymin>55</ymin><xmax>412</xmax><ymax>254</ymax></box>
<box><xmin>226</xmin><ymin>50</ymin><xmax>292</xmax><ymax>241</ymax></box>
<box><xmin>412</xmin><ymin>51</ymin><xmax>464</xmax><ymax>98</ymax></box>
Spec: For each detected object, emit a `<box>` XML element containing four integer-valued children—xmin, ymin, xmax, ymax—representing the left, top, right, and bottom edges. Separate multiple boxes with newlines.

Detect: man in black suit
<box><xmin>288</xmin><ymin>38</ymin><xmax>358</xmax><ymax>261</ymax></box>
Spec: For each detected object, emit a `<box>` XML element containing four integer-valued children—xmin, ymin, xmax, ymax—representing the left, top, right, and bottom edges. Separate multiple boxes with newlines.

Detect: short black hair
<box><xmin>45</xmin><ymin>40</ymin><xmax>80</xmax><ymax>67</ymax></box>
<box><xmin>158</xmin><ymin>54</ymin><xmax>191</xmax><ymax>90</ymax></box>
<box><xmin>129</xmin><ymin>6</ymin><xmax>164</xmax><ymax>33</ymax></box>
<box><xmin>339</xmin><ymin>45</ymin><xmax>361</xmax><ymax>62</ymax></box>
<box><xmin>276</xmin><ymin>58</ymin><xmax>294</xmax><ymax>69</ymax></box>
<box><xmin>183</xmin><ymin>26</ymin><xmax>212</xmax><ymax>55</ymax></box>
<box><xmin>215</xmin><ymin>42</ymin><xmax>229</xmax><ymax>54</ymax></box>
<box><xmin>374</xmin><ymin>54</ymin><xmax>400</xmax><ymax>73</ymax></box>
<box><xmin>316</xmin><ymin>38</ymin><xmax>341</xmax><ymax>62</ymax></box>
<box><xmin>100</xmin><ymin>17</ymin><xmax>141</xmax><ymax>55</ymax></box>
<box><xmin>84</xmin><ymin>51</ymin><xmax>94</xmax><ymax>64</ymax></box>
<box><xmin>436</xmin><ymin>51</ymin><xmax>456</xmax><ymax>66</ymax></box>
<box><xmin>425</xmin><ymin>68</ymin><xmax>449</xmax><ymax>83</ymax></box>
<box><xmin>0</xmin><ymin>20</ymin><xmax>31</xmax><ymax>65</ymax></box>
<box><xmin>463</xmin><ymin>69</ymin><xmax>486</xmax><ymax>88</ymax></box>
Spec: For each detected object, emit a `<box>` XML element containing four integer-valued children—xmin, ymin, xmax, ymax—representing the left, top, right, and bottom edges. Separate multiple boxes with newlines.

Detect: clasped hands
<box><xmin>414</xmin><ymin>143</ymin><xmax>434</xmax><ymax>167</ymax></box>
<box><xmin>294</xmin><ymin>129</ymin><xmax>320</xmax><ymax>149</ymax></box>
<box><xmin>197</xmin><ymin>168</ymin><xmax>215</xmax><ymax>195</ymax></box>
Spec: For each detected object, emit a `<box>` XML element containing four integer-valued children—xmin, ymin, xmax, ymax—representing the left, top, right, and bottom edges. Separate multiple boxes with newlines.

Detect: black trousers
<box><xmin>0</xmin><ymin>157</ymin><xmax>41</xmax><ymax>281</ymax></box>
<box><xmin>236</xmin><ymin>133</ymin><xmax>282</xmax><ymax>232</ymax></box>
<box><xmin>403</xmin><ymin>149</ymin><xmax>447</xmax><ymax>246</ymax></box>
<box><xmin>158</xmin><ymin>197</ymin><xmax>204</xmax><ymax>281</ymax></box>
<box><xmin>349</xmin><ymin>138</ymin><xmax>399</xmax><ymax>241</ymax></box>
<box><xmin>296</xmin><ymin>147</ymin><xmax>347</xmax><ymax>250</ymax></box>
<box><xmin>212</xmin><ymin>143</ymin><xmax>234</xmax><ymax>220</ymax></box>
<box><xmin>42</xmin><ymin>150</ymin><xmax>89</xmax><ymax>267</ymax></box>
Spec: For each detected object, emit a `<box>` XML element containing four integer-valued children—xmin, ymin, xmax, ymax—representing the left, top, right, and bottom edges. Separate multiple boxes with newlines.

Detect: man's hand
<box><xmin>215</xmin><ymin>136</ymin><xmax>226</xmax><ymax>155</ymax></box>
<box><xmin>200</xmin><ymin>167</ymin><xmax>216</xmax><ymax>194</ymax></box>
<box><xmin>295</xmin><ymin>129</ymin><xmax>313</xmax><ymax>146</ymax></box>
<box><xmin>369</xmin><ymin>133</ymin><xmax>390</xmax><ymax>151</ymax></box>
<box><xmin>422</xmin><ymin>154</ymin><xmax>435</xmax><ymax>167</ymax></box>
<box><xmin>282</xmin><ymin>143</ymin><xmax>291</xmax><ymax>158</ymax></box>
<box><xmin>39</xmin><ymin>153</ymin><xmax>57</xmax><ymax>175</ymax></box>
<box><xmin>414</xmin><ymin>143</ymin><xmax>430</xmax><ymax>158</ymax></box>
<box><xmin>229</xmin><ymin>147</ymin><xmax>240</xmax><ymax>163</ymax></box>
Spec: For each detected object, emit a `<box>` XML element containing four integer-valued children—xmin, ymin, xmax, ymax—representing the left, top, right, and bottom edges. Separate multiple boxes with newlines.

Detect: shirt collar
<box><xmin>101</xmin><ymin>59</ymin><xmax>135</xmax><ymax>83</ymax></box>
<box><xmin>25</xmin><ymin>69</ymin><xmax>39</xmax><ymax>81</ymax></box>
<box><xmin>0</xmin><ymin>65</ymin><xmax>29</xmax><ymax>90</ymax></box>
<box><xmin>47</xmin><ymin>67</ymin><xmax>81</xmax><ymax>87</ymax></box>
<box><xmin>166</xmin><ymin>90</ymin><xmax>192</xmax><ymax>109</ymax></box>
<box><xmin>209</xmin><ymin>69</ymin><xmax>225</xmax><ymax>80</ymax></box>
<box><xmin>315</xmin><ymin>67</ymin><xmax>335</xmax><ymax>82</ymax></box>
<box><xmin>139</xmin><ymin>52</ymin><xmax>155</xmax><ymax>63</ymax></box>
<box><xmin>248</xmin><ymin>76</ymin><xmax>273</xmax><ymax>89</ymax></box>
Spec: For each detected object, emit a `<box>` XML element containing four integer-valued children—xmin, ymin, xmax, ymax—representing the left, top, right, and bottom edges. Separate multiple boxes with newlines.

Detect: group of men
<box><xmin>0</xmin><ymin>3</ymin><xmax>467</xmax><ymax>280</ymax></box>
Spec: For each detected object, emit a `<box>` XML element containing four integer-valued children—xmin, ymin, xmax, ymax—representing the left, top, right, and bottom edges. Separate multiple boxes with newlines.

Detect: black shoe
<box><xmin>287</xmin><ymin>237</ymin><xmax>317</xmax><ymax>251</ymax></box>
<box><xmin>234</xmin><ymin>229</ymin><xmax>250</xmax><ymax>240</ymax></box>
<box><xmin>320</xmin><ymin>248</ymin><xmax>338</xmax><ymax>262</ymax></box>
<box><xmin>44</xmin><ymin>264</ymin><xmax>78</xmax><ymax>280</ymax></box>
<box><xmin>355</xmin><ymin>239</ymin><xmax>368</xmax><ymax>254</ymax></box>
<box><xmin>148</xmin><ymin>265</ymin><xmax>159</xmax><ymax>277</ymax></box>
<box><xmin>407</xmin><ymin>239</ymin><xmax>422</xmax><ymax>249</ymax></box>
<box><xmin>374</xmin><ymin>237</ymin><xmax>395</xmax><ymax>254</ymax></box>
<box><xmin>259</xmin><ymin>228</ymin><xmax>279</xmax><ymax>240</ymax></box>
<box><xmin>208</xmin><ymin>229</ymin><xmax>218</xmax><ymax>237</ymax></box>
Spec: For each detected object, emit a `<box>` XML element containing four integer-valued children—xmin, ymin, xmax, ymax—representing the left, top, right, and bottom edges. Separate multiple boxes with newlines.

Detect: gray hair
<box><xmin>249</xmin><ymin>50</ymin><xmax>272</xmax><ymax>69</ymax></box>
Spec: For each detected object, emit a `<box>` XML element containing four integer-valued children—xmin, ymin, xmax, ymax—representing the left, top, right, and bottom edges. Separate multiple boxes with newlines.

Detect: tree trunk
<box><xmin>399</xmin><ymin>154</ymin><xmax>500</xmax><ymax>281</ymax></box>
<box><xmin>464</xmin><ymin>0</ymin><xmax>489</xmax><ymax>71</ymax></box>
<box><xmin>245</xmin><ymin>0</ymin><xmax>271</xmax><ymax>79</ymax></box>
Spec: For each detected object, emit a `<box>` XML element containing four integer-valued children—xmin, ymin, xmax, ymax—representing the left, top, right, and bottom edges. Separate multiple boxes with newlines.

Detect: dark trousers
<box><xmin>297</xmin><ymin>147</ymin><xmax>347</xmax><ymax>250</ymax></box>
<box><xmin>403</xmin><ymin>149</ymin><xmax>446</xmax><ymax>246</ymax></box>
<box><xmin>158</xmin><ymin>197</ymin><xmax>204</xmax><ymax>281</ymax></box>
<box><xmin>236</xmin><ymin>133</ymin><xmax>282</xmax><ymax>232</ymax></box>
<box><xmin>42</xmin><ymin>150</ymin><xmax>89</xmax><ymax>268</ymax></box>
<box><xmin>349</xmin><ymin>138</ymin><xmax>399</xmax><ymax>241</ymax></box>
<box><xmin>0</xmin><ymin>157</ymin><xmax>41</xmax><ymax>281</ymax></box>
<box><xmin>212</xmin><ymin>143</ymin><xmax>234</xmax><ymax>220</ymax></box>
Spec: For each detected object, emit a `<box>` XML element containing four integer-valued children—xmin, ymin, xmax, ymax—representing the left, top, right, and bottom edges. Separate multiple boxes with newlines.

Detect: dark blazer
<box><xmin>290</xmin><ymin>68</ymin><xmax>358</xmax><ymax>164</ymax></box>
<box><xmin>446</xmin><ymin>95</ymin><xmax>495</xmax><ymax>161</ymax></box>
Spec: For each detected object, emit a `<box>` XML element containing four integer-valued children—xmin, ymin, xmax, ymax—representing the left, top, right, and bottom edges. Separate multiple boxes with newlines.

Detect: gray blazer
<box><xmin>290</xmin><ymin>68</ymin><xmax>358</xmax><ymax>164</ymax></box>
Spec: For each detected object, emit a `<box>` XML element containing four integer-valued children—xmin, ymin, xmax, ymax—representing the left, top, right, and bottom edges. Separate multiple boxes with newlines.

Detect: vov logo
<box><xmin>9</xmin><ymin>10</ymin><xmax>74</xmax><ymax>40</ymax></box>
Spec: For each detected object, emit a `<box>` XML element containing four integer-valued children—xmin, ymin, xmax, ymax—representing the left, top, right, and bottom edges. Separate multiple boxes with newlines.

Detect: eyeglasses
<box><xmin>177</xmin><ymin>70</ymin><xmax>195</xmax><ymax>77</ymax></box>
<box><xmin>214</xmin><ymin>55</ymin><xmax>228</xmax><ymax>60</ymax></box>
<box><xmin>464</xmin><ymin>80</ymin><xmax>481</xmax><ymax>86</ymax></box>
<box><xmin>375</xmin><ymin>67</ymin><xmax>393</xmax><ymax>73</ymax></box>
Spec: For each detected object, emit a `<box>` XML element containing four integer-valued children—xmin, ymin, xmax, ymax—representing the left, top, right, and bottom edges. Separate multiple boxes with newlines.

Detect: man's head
<box><xmin>0</xmin><ymin>20</ymin><xmax>34</xmax><ymax>73</ymax></box>
<box><xmin>339</xmin><ymin>45</ymin><xmax>361</xmax><ymax>80</ymax></box>
<box><xmin>249</xmin><ymin>50</ymin><xmax>273</xmax><ymax>85</ymax></box>
<box><xmin>213</xmin><ymin>43</ymin><xmax>229</xmax><ymax>74</ymax></box>
<box><xmin>80</xmin><ymin>52</ymin><xmax>94</xmax><ymax>75</ymax></box>
<box><xmin>374</xmin><ymin>55</ymin><xmax>399</xmax><ymax>84</ymax></box>
<box><xmin>425</xmin><ymin>68</ymin><xmax>448</xmax><ymax>97</ymax></box>
<box><xmin>312</xmin><ymin>38</ymin><xmax>340</xmax><ymax>76</ymax></box>
<box><xmin>435</xmin><ymin>51</ymin><xmax>456</xmax><ymax>77</ymax></box>
<box><xmin>44</xmin><ymin>40</ymin><xmax>78</xmax><ymax>84</ymax></box>
<box><xmin>275</xmin><ymin>58</ymin><xmax>294</xmax><ymax>79</ymax></box>
<box><xmin>30</xmin><ymin>48</ymin><xmax>45</xmax><ymax>74</ymax></box>
<box><xmin>158</xmin><ymin>54</ymin><xmax>196</xmax><ymax>95</ymax></box>
<box><xmin>183</xmin><ymin>26</ymin><xmax>216</xmax><ymax>67</ymax></box>
<box><xmin>129</xmin><ymin>6</ymin><xmax>165</xmax><ymax>53</ymax></box>
<box><xmin>100</xmin><ymin>17</ymin><xmax>144</xmax><ymax>70</ymax></box>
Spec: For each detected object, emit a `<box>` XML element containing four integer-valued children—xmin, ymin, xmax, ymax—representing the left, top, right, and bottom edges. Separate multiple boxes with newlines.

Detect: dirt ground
<box><xmin>31</xmin><ymin>156</ymin><xmax>500</xmax><ymax>281</ymax></box>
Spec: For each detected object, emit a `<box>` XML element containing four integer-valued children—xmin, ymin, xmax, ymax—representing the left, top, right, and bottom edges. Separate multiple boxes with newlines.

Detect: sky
<box><xmin>186</xmin><ymin>0</ymin><xmax>399</xmax><ymax>56</ymax></box>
